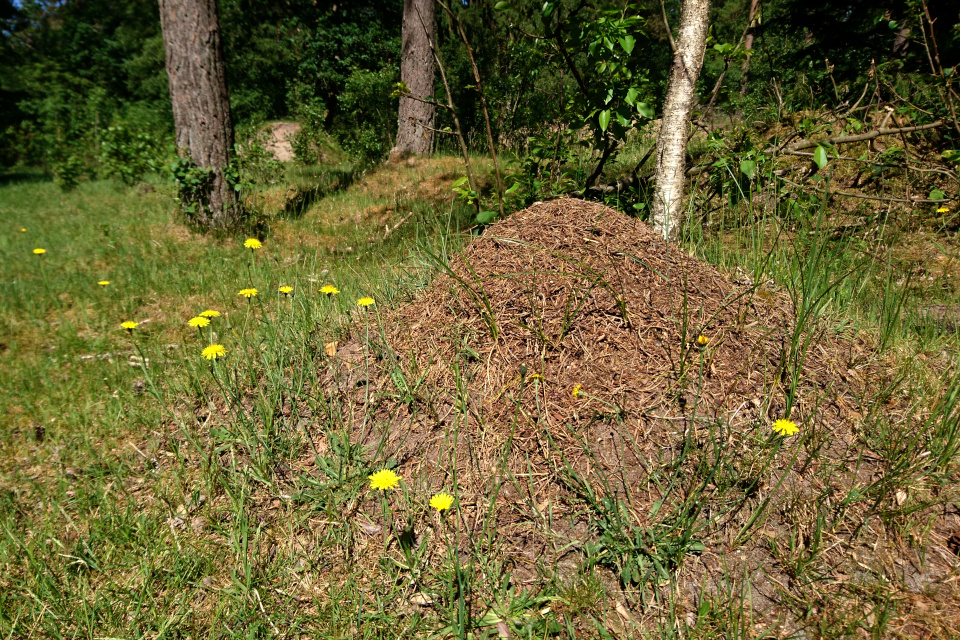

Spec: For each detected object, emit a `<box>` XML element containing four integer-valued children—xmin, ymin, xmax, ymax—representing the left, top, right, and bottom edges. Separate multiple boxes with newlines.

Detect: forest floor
<box><xmin>1</xmin><ymin>148</ymin><xmax>960</xmax><ymax>638</ymax></box>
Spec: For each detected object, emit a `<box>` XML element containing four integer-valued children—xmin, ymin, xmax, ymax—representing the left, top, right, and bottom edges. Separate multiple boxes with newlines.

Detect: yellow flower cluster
<box><xmin>320</xmin><ymin>285</ymin><xmax>340</xmax><ymax>295</ymax></box>
<box><xmin>188</xmin><ymin>316</ymin><xmax>210</xmax><ymax>328</ymax></box>
<box><xmin>357</xmin><ymin>296</ymin><xmax>375</xmax><ymax>307</ymax></box>
<box><xmin>367</xmin><ymin>468</ymin><xmax>456</xmax><ymax>513</ymax></box>
<box><xmin>238</xmin><ymin>288</ymin><xmax>258</xmax><ymax>298</ymax></box>
<box><xmin>278</xmin><ymin>285</ymin><xmax>293</xmax><ymax>295</ymax></box>
<box><xmin>120</xmin><ymin>321</ymin><xmax>139</xmax><ymax>330</ymax></box>
<box><xmin>244</xmin><ymin>238</ymin><xmax>262</xmax><ymax>250</ymax></box>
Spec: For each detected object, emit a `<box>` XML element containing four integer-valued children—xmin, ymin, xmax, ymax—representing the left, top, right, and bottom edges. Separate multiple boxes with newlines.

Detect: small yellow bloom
<box><xmin>238</xmin><ymin>288</ymin><xmax>258</xmax><ymax>298</ymax></box>
<box><xmin>20</xmin><ymin>228</ymin><xmax>26</xmax><ymax>232</ymax></box>
<box><xmin>572</xmin><ymin>384</ymin><xmax>582</xmax><ymax>398</ymax></box>
<box><xmin>188</xmin><ymin>316</ymin><xmax>210</xmax><ymax>328</ymax></box>
<box><xmin>33</xmin><ymin>248</ymin><xmax>46</xmax><ymax>255</ymax></box>
<box><xmin>368</xmin><ymin>468</ymin><xmax>400</xmax><ymax>491</ymax></box>
<box><xmin>357</xmin><ymin>296</ymin><xmax>375</xmax><ymax>307</ymax></box>
<box><xmin>97</xmin><ymin>280</ymin><xmax>110</xmax><ymax>286</ymax></box>
<box><xmin>937</xmin><ymin>206</ymin><xmax>950</xmax><ymax>213</ymax></box>
<box><xmin>120</xmin><ymin>321</ymin><xmax>139</xmax><ymax>330</ymax></box>
<box><xmin>697</xmin><ymin>335</ymin><xmax>709</xmax><ymax>346</ymax></box>
<box><xmin>244</xmin><ymin>238</ymin><xmax>262</xmax><ymax>250</ymax></box>
<box><xmin>199</xmin><ymin>309</ymin><xmax>221</xmax><ymax>318</ymax></box>
<box><xmin>201</xmin><ymin>344</ymin><xmax>226</xmax><ymax>360</ymax></box>
<box><xmin>772</xmin><ymin>418</ymin><xmax>799</xmax><ymax>437</ymax></box>
<box><xmin>430</xmin><ymin>493</ymin><xmax>454</xmax><ymax>512</ymax></box>
<box><xmin>320</xmin><ymin>285</ymin><xmax>340</xmax><ymax>295</ymax></box>
<box><xmin>278</xmin><ymin>285</ymin><xmax>293</xmax><ymax>295</ymax></box>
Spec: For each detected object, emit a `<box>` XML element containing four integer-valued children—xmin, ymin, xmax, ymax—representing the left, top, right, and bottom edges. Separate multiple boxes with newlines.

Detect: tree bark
<box><xmin>739</xmin><ymin>0</ymin><xmax>760</xmax><ymax>94</ymax></box>
<box><xmin>650</xmin><ymin>0</ymin><xmax>711</xmax><ymax>238</ymax></box>
<box><xmin>158</xmin><ymin>0</ymin><xmax>241</xmax><ymax>231</ymax></box>
<box><xmin>392</xmin><ymin>0</ymin><xmax>436</xmax><ymax>158</ymax></box>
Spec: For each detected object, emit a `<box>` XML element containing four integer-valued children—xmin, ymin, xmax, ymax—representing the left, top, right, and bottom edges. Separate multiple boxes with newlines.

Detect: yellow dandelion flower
<box><xmin>199</xmin><ymin>309</ymin><xmax>221</xmax><ymax>318</ymax></box>
<box><xmin>201</xmin><ymin>344</ymin><xmax>226</xmax><ymax>360</ymax></box>
<box><xmin>244</xmin><ymin>238</ymin><xmax>262</xmax><ymax>250</ymax></box>
<box><xmin>238</xmin><ymin>288</ymin><xmax>258</xmax><ymax>298</ymax></box>
<box><xmin>772</xmin><ymin>418</ymin><xmax>799</xmax><ymax>437</ymax></box>
<box><xmin>33</xmin><ymin>248</ymin><xmax>46</xmax><ymax>255</ymax></box>
<box><xmin>20</xmin><ymin>228</ymin><xmax>26</xmax><ymax>232</ymax></box>
<box><xmin>320</xmin><ymin>285</ymin><xmax>340</xmax><ymax>295</ymax></box>
<box><xmin>572</xmin><ymin>384</ymin><xmax>582</xmax><ymax>398</ymax></box>
<box><xmin>430</xmin><ymin>493</ymin><xmax>454</xmax><ymax>512</ymax></box>
<box><xmin>188</xmin><ymin>316</ymin><xmax>210</xmax><ymax>328</ymax></box>
<box><xmin>368</xmin><ymin>468</ymin><xmax>400</xmax><ymax>491</ymax></box>
<box><xmin>697</xmin><ymin>335</ymin><xmax>709</xmax><ymax>346</ymax></box>
<box><xmin>937</xmin><ymin>206</ymin><xmax>950</xmax><ymax>213</ymax></box>
<box><xmin>357</xmin><ymin>296</ymin><xmax>375</xmax><ymax>307</ymax></box>
<box><xmin>278</xmin><ymin>285</ymin><xmax>293</xmax><ymax>295</ymax></box>
<box><xmin>120</xmin><ymin>321</ymin><xmax>139</xmax><ymax>331</ymax></box>
<box><xmin>97</xmin><ymin>280</ymin><xmax>110</xmax><ymax>286</ymax></box>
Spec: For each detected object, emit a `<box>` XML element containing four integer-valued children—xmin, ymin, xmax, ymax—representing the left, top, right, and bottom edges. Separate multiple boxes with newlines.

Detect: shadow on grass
<box><xmin>0</xmin><ymin>168</ymin><xmax>52</xmax><ymax>186</ymax></box>
<box><xmin>279</xmin><ymin>165</ymin><xmax>363</xmax><ymax>220</ymax></box>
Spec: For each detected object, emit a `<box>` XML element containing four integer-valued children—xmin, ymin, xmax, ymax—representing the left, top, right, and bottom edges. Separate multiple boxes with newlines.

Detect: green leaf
<box><xmin>504</xmin><ymin>182</ymin><xmax>521</xmax><ymax>195</ymax></box>
<box><xmin>636</xmin><ymin>102</ymin><xmax>654</xmax><ymax>119</ymax></box>
<box><xmin>888</xmin><ymin>20</ymin><xmax>898</xmax><ymax>29</ymax></box>
<box><xmin>541</xmin><ymin>1</ymin><xmax>555</xmax><ymax>18</ymax></box>
<box><xmin>451</xmin><ymin>177</ymin><xmax>468</xmax><ymax>189</ymax></box>
<box><xmin>813</xmin><ymin>145</ymin><xmax>829</xmax><ymax>170</ymax></box>
<box><xmin>739</xmin><ymin>160</ymin><xmax>756</xmax><ymax>179</ymax></box>
<box><xmin>494</xmin><ymin>1</ymin><xmax>511</xmax><ymax>10</ymax></box>
<box><xmin>598</xmin><ymin>109</ymin><xmax>610</xmax><ymax>132</ymax></box>
<box><xmin>625</xmin><ymin>87</ymin><xmax>638</xmax><ymax>106</ymax></box>
<box><xmin>930</xmin><ymin>189</ymin><xmax>946</xmax><ymax>201</ymax></box>
<box><xmin>475</xmin><ymin>210</ymin><xmax>498</xmax><ymax>224</ymax></box>
<box><xmin>619</xmin><ymin>35</ymin><xmax>636</xmax><ymax>55</ymax></box>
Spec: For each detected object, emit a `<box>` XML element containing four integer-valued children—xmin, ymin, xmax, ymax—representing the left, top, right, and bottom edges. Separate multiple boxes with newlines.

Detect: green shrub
<box><xmin>99</xmin><ymin>126</ymin><xmax>163</xmax><ymax>185</ymax></box>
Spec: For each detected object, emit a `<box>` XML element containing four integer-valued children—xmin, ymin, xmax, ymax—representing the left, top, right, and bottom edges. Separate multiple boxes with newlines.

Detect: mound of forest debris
<box><xmin>333</xmin><ymin>199</ymin><xmax>864</xmax><ymax>488</ymax></box>
<box><xmin>320</xmin><ymin>198</ymin><xmax>959</xmax><ymax>629</ymax></box>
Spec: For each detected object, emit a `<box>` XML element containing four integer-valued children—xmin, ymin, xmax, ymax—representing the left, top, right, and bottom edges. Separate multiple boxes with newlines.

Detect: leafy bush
<box><xmin>331</xmin><ymin>68</ymin><xmax>399</xmax><ymax>164</ymax></box>
<box><xmin>99</xmin><ymin>126</ymin><xmax>164</xmax><ymax>185</ymax></box>
<box><xmin>53</xmin><ymin>154</ymin><xmax>85</xmax><ymax>191</ymax></box>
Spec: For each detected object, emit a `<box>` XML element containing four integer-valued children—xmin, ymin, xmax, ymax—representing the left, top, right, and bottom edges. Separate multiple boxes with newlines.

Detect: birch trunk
<box><xmin>650</xmin><ymin>0</ymin><xmax>711</xmax><ymax>238</ymax></box>
<box><xmin>159</xmin><ymin>0</ymin><xmax>240</xmax><ymax>231</ymax></box>
<box><xmin>391</xmin><ymin>0</ymin><xmax>436</xmax><ymax>158</ymax></box>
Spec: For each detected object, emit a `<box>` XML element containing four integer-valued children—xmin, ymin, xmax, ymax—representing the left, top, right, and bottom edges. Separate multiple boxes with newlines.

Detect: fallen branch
<box><xmin>376</xmin><ymin>211</ymin><xmax>414</xmax><ymax>242</ymax></box>
<box><xmin>774</xmin><ymin>120</ymin><xmax>944</xmax><ymax>153</ymax></box>
<box><xmin>780</xmin><ymin>177</ymin><xmax>951</xmax><ymax>204</ymax></box>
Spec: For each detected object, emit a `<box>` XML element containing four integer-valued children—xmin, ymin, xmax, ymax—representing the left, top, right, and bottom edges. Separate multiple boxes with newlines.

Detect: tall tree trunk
<box><xmin>650</xmin><ymin>0</ymin><xmax>711</xmax><ymax>238</ymax></box>
<box><xmin>739</xmin><ymin>0</ymin><xmax>760</xmax><ymax>94</ymax></box>
<box><xmin>158</xmin><ymin>0</ymin><xmax>241</xmax><ymax>231</ymax></box>
<box><xmin>391</xmin><ymin>0</ymin><xmax>436</xmax><ymax>158</ymax></box>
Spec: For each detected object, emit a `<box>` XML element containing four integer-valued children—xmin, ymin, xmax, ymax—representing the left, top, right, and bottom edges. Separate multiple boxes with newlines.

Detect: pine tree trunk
<box><xmin>391</xmin><ymin>0</ymin><xmax>436</xmax><ymax>158</ymax></box>
<box><xmin>158</xmin><ymin>0</ymin><xmax>241</xmax><ymax>231</ymax></box>
<box><xmin>650</xmin><ymin>0</ymin><xmax>711</xmax><ymax>238</ymax></box>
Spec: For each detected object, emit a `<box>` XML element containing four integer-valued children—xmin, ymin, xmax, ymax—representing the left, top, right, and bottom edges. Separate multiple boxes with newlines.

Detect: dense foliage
<box><xmin>1</xmin><ymin>0</ymin><xmax>957</xmax><ymax>176</ymax></box>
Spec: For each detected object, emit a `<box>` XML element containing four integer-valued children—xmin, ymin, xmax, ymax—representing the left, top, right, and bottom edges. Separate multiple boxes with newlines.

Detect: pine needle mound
<box><xmin>357</xmin><ymin>198</ymin><xmax>861</xmax><ymax>481</ymax></box>
<box><xmin>324</xmin><ymin>198</ymin><xmax>958</xmax><ymax>616</ymax></box>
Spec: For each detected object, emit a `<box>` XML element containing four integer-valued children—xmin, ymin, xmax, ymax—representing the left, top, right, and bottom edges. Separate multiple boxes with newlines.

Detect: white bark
<box><xmin>651</xmin><ymin>0</ymin><xmax>711</xmax><ymax>238</ymax></box>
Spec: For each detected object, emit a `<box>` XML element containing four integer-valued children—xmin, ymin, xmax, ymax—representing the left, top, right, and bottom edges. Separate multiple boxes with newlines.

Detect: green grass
<box><xmin>2</xmin><ymin>149</ymin><xmax>960</xmax><ymax>639</ymax></box>
<box><xmin>0</xmin><ymin>165</ymin><xmax>487</xmax><ymax>638</ymax></box>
